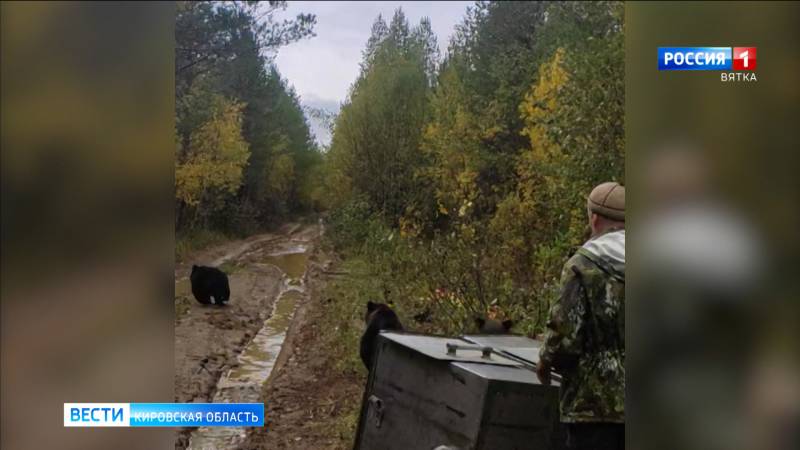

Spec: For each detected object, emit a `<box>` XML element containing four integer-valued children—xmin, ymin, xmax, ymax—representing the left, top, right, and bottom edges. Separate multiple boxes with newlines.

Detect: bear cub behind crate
<box><xmin>190</xmin><ymin>265</ymin><xmax>230</xmax><ymax>306</ymax></box>
<box><xmin>475</xmin><ymin>317</ymin><xmax>514</xmax><ymax>334</ymax></box>
<box><xmin>360</xmin><ymin>301</ymin><xmax>403</xmax><ymax>370</ymax></box>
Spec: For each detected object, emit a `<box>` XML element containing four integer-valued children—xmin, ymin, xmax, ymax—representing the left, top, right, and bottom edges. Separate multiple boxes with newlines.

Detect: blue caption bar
<box><xmin>130</xmin><ymin>403</ymin><xmax>264</xmax><ymax>427</ymax></box>
<box><xmin>64</xmin><ymin>403</ymin><xmax>264</xmax><ymax>427</ymax></box>
<box><xmin>658</xmin><ymin>47</ymin><xmax>731</xmax><ymax>70</ymax></box>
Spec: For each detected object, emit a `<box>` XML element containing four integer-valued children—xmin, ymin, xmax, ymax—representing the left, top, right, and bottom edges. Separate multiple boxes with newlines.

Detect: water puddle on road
<box><xmin>188</xmin><ymin>244</ymin><xmax>310</xmax><ymax>450</ymax></box>
<box><xmin>263</xmin><ymin>243</ymin><xmax>308</xmax><ymax>277</ymax></box>
<box><xmin>224</xmin><ymin>288</ymin><xmax>302</xmax><ymax>383</ymax></box>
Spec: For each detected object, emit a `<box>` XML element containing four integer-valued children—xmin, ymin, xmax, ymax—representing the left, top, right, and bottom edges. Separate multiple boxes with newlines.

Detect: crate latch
<box><xmin>368</xmin><ymin>395</ymin><xmax>384</xmax><ymax>428</ymax></box>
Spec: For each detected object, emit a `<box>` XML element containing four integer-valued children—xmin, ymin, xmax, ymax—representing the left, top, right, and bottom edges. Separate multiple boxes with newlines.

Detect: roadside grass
<box><xmin>320</xmin><ymin>257</ymin><xmax>385</xmax><ymax>374</ymax></box>
<box><xmin>314</xmin><ymin>256</ymin><xmax>381</xmax><ymax>442</ymax></box>
<box><xmin>175</xmin><ymin>229</ymin><xmax>230</xmax><ymax>263</ymax></box>
<box><xmin>332</xmin><ymin>400</ymin><xmax>362</xmax><ymax>448</ymax></box>
<box><xmin>218</xmin><ymin>260</ymin><xmax>244</xmax><ymax>274</ymax></box>
<box><xmin>175</xmin><ymin>294</ymin><xmax>192</xmax><ymax>320</ymax></box>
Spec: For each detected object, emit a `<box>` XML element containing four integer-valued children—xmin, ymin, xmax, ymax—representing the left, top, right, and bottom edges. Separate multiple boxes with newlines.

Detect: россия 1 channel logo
<box><xmin>658</xmin><ymin>47</ymin><xmax>757</xmax><ymax>82</ymax></box>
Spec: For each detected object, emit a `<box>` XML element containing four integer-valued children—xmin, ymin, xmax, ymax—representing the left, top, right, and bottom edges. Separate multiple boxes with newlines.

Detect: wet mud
<box><xmin>174</xmin><ymin>224</ymin><xmax>319</xmax><ymax>450</ymax></box>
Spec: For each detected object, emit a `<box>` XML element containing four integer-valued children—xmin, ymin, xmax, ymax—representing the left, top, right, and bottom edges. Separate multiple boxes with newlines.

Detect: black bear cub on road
<box><xmin>360</xmin><ymin>301</ymin><xmax>403</xmax><ymax>370</ymax></box>
<box><xmin>474</xmin><ymin>317</ymin><xmax>514</xmax><ymax>334</ymax></box>
<box><xmin>190</xmin><ymin>265</ymin><xmax>230</xmax><ymax>306</ymax></box>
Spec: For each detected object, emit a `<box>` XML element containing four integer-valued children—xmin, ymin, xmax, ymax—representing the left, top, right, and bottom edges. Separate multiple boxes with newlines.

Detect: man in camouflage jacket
<box><xmin>537</xmin><ymin>181</ymin><xmax>626</xmax><ymax>450</ymax></box>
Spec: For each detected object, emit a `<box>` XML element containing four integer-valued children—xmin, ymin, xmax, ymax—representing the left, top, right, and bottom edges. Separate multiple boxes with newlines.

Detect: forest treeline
<box><xmin>174</xmin><ymin>1</ymin><xmax>323</xmax><ymax>241</ymax></box>
<box><xmin>323</xmin><ymin>1</ymin><xmax>624</xmax><ymax>340</ymax></box>
<box><xmin>174</xmin><ymin>1</ymin><xmax>624</xmax><ymax>337</ymax></box>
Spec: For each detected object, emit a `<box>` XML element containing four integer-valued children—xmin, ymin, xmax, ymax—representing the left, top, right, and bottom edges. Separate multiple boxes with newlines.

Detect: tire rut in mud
<box><xmin>174</xmin><ymin>224</ymin><xmax>319</xmax><ymax>450</ymax></box>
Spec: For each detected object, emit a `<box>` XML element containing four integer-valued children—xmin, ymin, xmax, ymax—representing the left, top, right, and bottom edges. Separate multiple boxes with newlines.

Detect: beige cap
<box><xmin>587</xmin><ymin>182</ymin><xmax>625</xmax><ymax>221</ymax></box>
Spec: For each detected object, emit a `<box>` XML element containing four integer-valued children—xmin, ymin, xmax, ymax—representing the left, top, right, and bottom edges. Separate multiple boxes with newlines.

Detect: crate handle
<box><xmin>446</xmin><ymin>342</ymin><xmax>493</xmax><ymax>359</ymax></box>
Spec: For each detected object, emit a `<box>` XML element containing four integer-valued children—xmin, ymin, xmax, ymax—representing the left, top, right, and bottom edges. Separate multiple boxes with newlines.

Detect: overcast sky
<box><xmin>272</xmin><ymin>1</ymin><xmax>474</xmax><ymax>145</ymax></box>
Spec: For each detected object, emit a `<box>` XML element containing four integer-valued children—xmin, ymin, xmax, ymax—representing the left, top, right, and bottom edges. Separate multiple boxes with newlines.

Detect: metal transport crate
<box><xmin>354</xmin><ymin>332</ymin><xmax>561</xmax><ymax>450</ymax></box>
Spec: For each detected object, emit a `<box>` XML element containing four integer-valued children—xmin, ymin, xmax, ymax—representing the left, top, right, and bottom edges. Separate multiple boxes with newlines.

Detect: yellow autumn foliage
<box><xmin>520</xmin><ymin>47</ymin><xmax>568</xmax><ymax>163</ymax></box>
<box><xmin>175</xmin><ymin>95</ymin><xmax>249</xmax><ymax>207</ymax></box>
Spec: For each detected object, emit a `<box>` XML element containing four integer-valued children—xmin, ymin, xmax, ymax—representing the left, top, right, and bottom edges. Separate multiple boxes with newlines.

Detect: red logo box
<box><xmin>733</xmin><ymin>47</ymin><xmax>756</xmax><ymax>71</ymax></box>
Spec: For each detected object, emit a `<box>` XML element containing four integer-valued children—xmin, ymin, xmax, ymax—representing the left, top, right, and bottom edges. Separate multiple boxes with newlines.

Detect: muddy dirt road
<box><xmin>174</xmin><ymin>222</ymin><xmax>361</xmax><ymax>450</ymax></box>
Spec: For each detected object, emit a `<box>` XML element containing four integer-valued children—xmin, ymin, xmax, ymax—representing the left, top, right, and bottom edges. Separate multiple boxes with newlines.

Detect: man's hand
<box><xmin>536</xmin><ymin>362</ymin><xmax>552</xmax><ymax>385</ymax></box>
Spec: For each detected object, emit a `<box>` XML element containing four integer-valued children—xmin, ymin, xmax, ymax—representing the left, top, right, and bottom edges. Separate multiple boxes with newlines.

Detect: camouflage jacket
<box><xmin>539</xmin><ymin>228</ymin><xmax>625</xmax><ymax>423</ymax></box>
